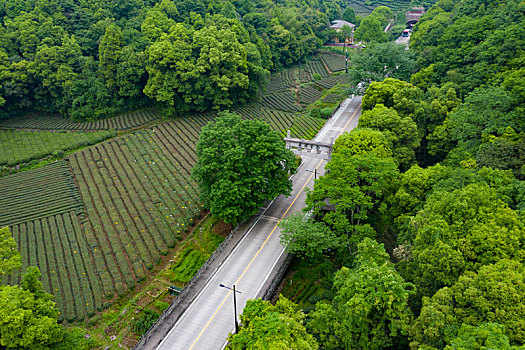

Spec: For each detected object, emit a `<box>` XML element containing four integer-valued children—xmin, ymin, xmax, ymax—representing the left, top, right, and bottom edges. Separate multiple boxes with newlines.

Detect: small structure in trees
<box><xmin>284</xmin><ymin>130</ymin><xmax>334</xmax><ymax>161</ymax></box>
<box><xmin>329</xmin><ymin>20</ymin><xmax>356</xmax><ymax>44</ymax></box>
<box><xmin>405</xmin><ymin>7</ymin><xmax>425</xmax><ymax>22</ymax></box>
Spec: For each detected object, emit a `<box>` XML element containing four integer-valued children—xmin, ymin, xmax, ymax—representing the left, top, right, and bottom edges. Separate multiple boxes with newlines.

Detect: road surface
<box><xmin>396</xmin><ymin>34</ymin><xmax>410</xmax><ymax>46</ymax></box>
<box><xmin>153</xmin><ymin>96</ymin><xmax>362</xmax><ymax>350</ymax></box>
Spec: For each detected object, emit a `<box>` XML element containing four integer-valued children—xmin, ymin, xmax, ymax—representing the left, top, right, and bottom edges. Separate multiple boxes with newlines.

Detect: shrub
<box><xmin>131</xmin><ymin>308</ymin><xmax>160</xmax><ymax>335</ymax></box>
<box><xmin>294</xmin><ymin>155</ymin><xmax>302</xmax><ymax>170</ymax></box>
<box><xmin>86</xmin><ymin>315</ymin><xmax>101</xmax><ymax>327</ymax></box>
<box><xmin>155</xmin><ymin>301</ymin><xmax>170</xmax><ymax>313</ymax></box>
<box><xmin>310</xmin><ymin>107</ymin><xmax>323</xmax><ymax>119</ymax></box>
<box><xmin>310</xmin><ymin>106</ymin><xmax>334</xmax><ymax>119</ymax></box>
<box><xmin>320</xmin><ymin>107</ymin><xmax>333</xmax><ymax>118</ymax></box>
<box><xmin>53</xmin><ymin>150</ymin><xmax>65</xmax><ymax>158</ymax></box>
<box><xmin>51</xmin><ymin>327</ymin><xmax>99</xmax><ymax>350</ymax></box>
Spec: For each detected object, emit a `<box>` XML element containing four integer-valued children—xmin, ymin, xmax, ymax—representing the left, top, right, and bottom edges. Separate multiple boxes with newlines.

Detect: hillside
<box><xmin>348</xmin><ymin>0</ymin><xmax>439</xmax><ymax>18</ymax></box>
<box><xmin>0</xmin><ymin>0</ymin><xmax>346</xmax><ymax>122</ymax></box>
<box><xmin>0</xmin><ymin>0</ymin><xmax>354</xmax><ymax>348</ymax></box>
<box><xmin>0</xmin><ymin>54</ymin><xmax>347</xmax><ymax>344</ymax></box>
<box><xmin>236</xmin><ymin>0</ymin><xmax>525</xmax><ymax>349</ymax></box>
<box><xmin>349</xmin><ymin>0</ymin><xmax>411</xmax><ymax>16</ymax></box>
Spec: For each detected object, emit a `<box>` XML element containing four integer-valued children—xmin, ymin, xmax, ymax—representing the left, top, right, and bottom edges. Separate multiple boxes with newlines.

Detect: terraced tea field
<box><xmin>68</xmin><ymin>127</ymin><xmax>202</xmax><ymax>294</ymax></box>
<box><xmin>265</xmin><ymin>76</ymin><xmax>290</xmax><ymax>94</ymax></box>
<box><xmin>315</xmin><ymin>74</ymin><xmax>348</xmax><ymax>90</ymax></box>
<box><xmin>320</xmin><ymin>52</ymin><xmax>346</xmax><ymax>72</ymax></box>
<box><xmin>0</xmin><ymin>129</ymin><xmax>115</xmax><ymax>166</ymax></box>
<box><xmin>0</xmin><ymin>53</ymin><xmax>346</xmax><ymax>325</ymax></box>
<box><xmin>0</xmin><ymin>108</ymin><xmax>160</xmax><ymax>131</ymax></box>
<box><xmin>269</xmin><ymin>58</ymin><xmax>330</xmax><ymax>91</ymax></box>
<box><xmin>304</xmin><ymin>58</ymin><xmax>331</xmax><ymax>79</ymax></box>
<box><xmin>261</xmin><ymin>91</ymin><xmax>303</xmax><ymax>112</ymax></box>
<box><xmin>0</xmin><ymin>161</ymin><xmax>84</xmax><ymax>227</ymax></box>
<box><xmin>0</xmin><ymin>162</ymin><xmax>99</xmax><ymax>322</ymax></box>
<box><xmin>349</xmin><ymin>1</ymin><xmax>374</xmax><ymax>16</ymax></box>
<box><xmin>298</xmin><ymin>86</ymin><xmax>324</xmax><ymax>106</ymax></box>
<box><xmin>0</xmin><ymin>107</ymin><xmax>326</xmax><ymax>321</ymax></box>
<box><xmin>233</xmin><ymin>106</ymin><xmax>325</xmax><ymax>139</ymax></box>
<box><xmin>348</xmin><ymin>0</ymin><xmax>411</xmax><ymax>16</ymax></box>
<box><xmin>261</xmin><ymin>54</ymin><xmax>348</xmax><ymax>114</ymax></box>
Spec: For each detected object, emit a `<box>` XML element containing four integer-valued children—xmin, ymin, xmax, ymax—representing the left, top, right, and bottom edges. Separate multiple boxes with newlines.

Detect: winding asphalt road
<box><xmin>153</xmin><ymin>96</ymin><xmax>362</xmax><ymax>350</ymax></box>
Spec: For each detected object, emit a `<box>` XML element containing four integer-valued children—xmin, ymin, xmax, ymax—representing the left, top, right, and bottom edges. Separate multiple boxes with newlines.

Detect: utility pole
<box><xmin>233</xmin><ymin>285</ymin><xmax>238</xmax><ymax>334</ymax></box>
<box><xmin>345</xmin><ymin>45</ymin><xmax>349</xmax><ymax>73</ymax></box>
<box><xmin>219</xmin><ymin>283</ymin><xmax>241</xmax><ymax>334</ymax></box>
<box><xmin>305</xmin><ymin>168</ymin><xmax>317</xmax><ymax>180</ymax></box>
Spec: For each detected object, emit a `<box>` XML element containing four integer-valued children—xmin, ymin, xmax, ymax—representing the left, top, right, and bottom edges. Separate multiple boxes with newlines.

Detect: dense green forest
<box><xmin>0</xmin><ymin>0</ymin><xmax>348</xmax><ymax>121</ymax></box>
<box><xmin>1</xmin><ymin>0</ymin><xmax>524</xmax><ymax>347</ymax></box>
<box><xmin>229</xmin><ymin>0</ymin><xmax>525</xmax><ymax>349</ymax></box>
<box><xmin>0</xmin><ymin>0</ymin><xmax>358</xmax><ymax>347</ymax></box>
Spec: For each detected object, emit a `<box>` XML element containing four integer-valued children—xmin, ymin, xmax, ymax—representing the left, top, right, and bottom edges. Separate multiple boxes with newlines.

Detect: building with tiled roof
<box><xmin>329</xmin><ymin>20</ymin><xmax>355</xmax><ymax>44</ymax></box>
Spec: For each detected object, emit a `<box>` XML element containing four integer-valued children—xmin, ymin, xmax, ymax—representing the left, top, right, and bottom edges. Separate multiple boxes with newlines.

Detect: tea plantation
<box><xmin>0</xmin><ymin>54</ymin><xmax>348</xmax><ymax>322</ymax></box>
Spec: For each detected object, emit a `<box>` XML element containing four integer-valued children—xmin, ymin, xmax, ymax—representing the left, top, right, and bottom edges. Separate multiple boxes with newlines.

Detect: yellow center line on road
<box><xmin>187</xmin><ymin>102</ymin><xmax>361</xmax><ymax>350</ymax></box>
<box><xmin>188</xmin><ymin>171</ymin><xmax>315</xmax><ymax>350</ymax></box>
<box><xmin>339</xmin><ymin>102</ymin><xmax>361</xmax><ymax>136</ymax></box>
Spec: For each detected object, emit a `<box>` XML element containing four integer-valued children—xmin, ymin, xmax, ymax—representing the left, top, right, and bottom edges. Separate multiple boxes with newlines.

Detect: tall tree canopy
<box><xmin>410</xmin><ymin>259</ymin><xmax>525</xmax><ymax>349</ymax></box>
<box><xmin>444</xmin><ymin>323</ymin><xmax>523</xmax><ymax>350</ymax></box>
<box><xmin>308</xmin><ymin>238</ymin><xmax>414</xmax><ymax>350</ymax></box>
<box><xmin>349</xmin><ymin>43</ymin><xmax>416</xmax><ymax>92</ymax></box>
<box><xmin>0</xmin><ymin>0</ymin><xmax>337</xmax><ymax>120</ymax></box>
<box><xmin>332</xmin><ymin>128</ymin><xmax>393</xmax><ymax>158</ymax></box>
<box><xmin>354</xmin><ymin>15</ymin><xmax>385</xmax><ymax>43</ymax></box>
<box><xmin>280</xmin><ymin>213</ymin><xmax>345</xmax><ymax>261</ymax></box>
<box><xmin>401</xmin><ymin>183</ymin><xmax>525</xmax><ymax>298</ymax></box>
<box><xmin>192</xmin><ymin>112</ymin><xmax>296</xmax><ymax>224</ymax></box>
<box><xmin>305</xmin><ymin>151</ymin><xmax>399</xmax><ymax>254</ymax></box>
<box><xmin>226</xmin><ymin>297</ymin><xmax>318</xmax><ymax>350</ymax></box>
<box><xmin>342</xmin><ymin>6</ymin><xmax>356</xmax><ymax>24</ymax></box>
<box><xmin>410</xmin><ymin>0</ymin><xmax>525</xmax><ymax>98</ymax></box>
<box><xmin>358</xmin><ymin>104</ymin><xmax>421</xmax><ymax>170</ymax></box>
<box><xmin>0</xmin><ymin>266</ymin><xmax>63</xmax><ymax>349</ymax></box>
